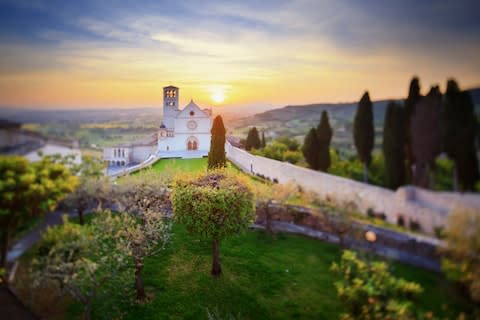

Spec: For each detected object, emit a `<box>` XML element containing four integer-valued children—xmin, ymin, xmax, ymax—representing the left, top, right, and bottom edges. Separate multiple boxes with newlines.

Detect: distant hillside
<box><xmin>229</xmin><ymin>88</ymin><xmax>480</xmax><ymax>157</ymax></box>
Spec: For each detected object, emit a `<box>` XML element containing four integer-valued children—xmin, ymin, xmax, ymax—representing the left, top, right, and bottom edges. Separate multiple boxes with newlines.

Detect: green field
<box><xmin>151</xmin><ymin>158</ymin><xmax>209</xmax><ymax>173</ymax></box>
<box><xmin>65</xmin><ymin>224</ymin><xmax>472</xmax><ymax>319</ymax></box>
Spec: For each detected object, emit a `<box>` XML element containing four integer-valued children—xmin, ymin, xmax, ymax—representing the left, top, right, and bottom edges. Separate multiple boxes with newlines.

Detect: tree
<box><xmin>444</xmin><ymin>79</ymin><xmax>479</xmax><ymax>191</ymax></box>
<box><xmin>410</xmin><ymin>87</ymin><xmax>443</xmax><ymax>188</ymax></box>
<box><xmin>0</xmin><ymin>156</ymin><xmax>76</xmax><ymax>271</ymax></box>
<box><xmin>317</xmin><ymin>111</ymin><xmax>332</xmax><ymax>172</ymax></box>
<box><xmin>383</xmin><ymin>101</ymin><xmax>406</xmax><ymax>190</ymax></box>
<box><xmin>208</xmin><ymin>115</ymin><xmax>227</xmax><ymax>169</ymax></box>
<box><xmin>262</xmin><ymin>141</ymin><xmax>288</xmax><ymax>161</ymax></box>
<box><xmin>302</xmin><ymin>128</ymin><xmax>320</xmax><ymax>170</ymax></box>
<box><xmin>404</xmin><ymin>77</ymin><xmax>422</xmax><ymax>182</ymax></box>
<box><xmin>32</xmin><ymin>214</ymin><xmax>131</xmax><ymax>320</ymax></box>
<box><xmin>441</xmin><ymin>209</ymin><xmax>480</xmax><ymax>303</ymax></box>
<box><xmin>245</xmin><ymin>127</ymin><xmax>261</xmax><ymax>151</ymax></box>
<box><xmin>276</xmin><ymin>136</ymin><xmax>299</xmax><ymax>151</ymax></box>
<box><xmin>171</xmin><ymin>170</ymin><xmax>255</xmax><ymax>276</ymax></box>
<box><xmin>353</xmin><ymin>91</ymin><xmax>375</xmax><ymax>182</ymax></box>
<box><xmin>261</xmin><ymin>131</ymin><xmax>266</xmax><ymax>148</ymax></box>
<box><xmin>331</xmin><ymin>250</ymin><xmax>424</xmax><ymax>320</ymax></box>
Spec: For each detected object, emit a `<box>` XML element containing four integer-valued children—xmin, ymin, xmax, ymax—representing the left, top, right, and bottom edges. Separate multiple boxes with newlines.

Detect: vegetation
<box><xmin>245</xmin><ymin>127</ymin><xmax>262</xmax><ymax>151</ymax></box>
<box><xmin>208</xmin><ymin>115</ymin><xmax>227</xmax><ymax>169</ymax></box>
<box><xmin>317</xmin><ymin>111</ymin><xmax>333</xmax><ymax>172</ymax></box>
<box><xmin>441</xmin><ymin>209</ymin><xmax>480</xmax><ymax>304</ymax></box>
<box><xmin>0</xmin><ymin>155</ymin><xmax>76</xmax><ymax>272</ymax></box>
<box><xmin>410</xmin><ymin>87</ymin><xmax>443</xmax><ymax>188</ymax></box>
<box><xmin>331</xmin><ymin>250</ymin><xmax>425</xmax><ymax>319</ymax></box>
<box><xmin>353</xmin><ymin>91</ymin><xmax>375</xmax><ymax>183</ymax></box>
<box><xmin>171</xmin><ymin>170</ymin><xmax>255</xmax><ymax>276</ymax></box>
<box><xmin>404</xmin><ymin>77</ymin><xmax>422</xmax><ymax>182</ymax></box>
<box><xmin>383</xmin><ymin>101</ymin><xmax>406</xmax><ymax>189</ymax></box>
<box><xmin>302</xmin><ymin>128</ymin><xmax>320</xmax><ymax>169</ymax></box>
<box><xmin>444</xmin><ymin>79</ymin><xmax>479</xmax><ymax>191</ymax></box>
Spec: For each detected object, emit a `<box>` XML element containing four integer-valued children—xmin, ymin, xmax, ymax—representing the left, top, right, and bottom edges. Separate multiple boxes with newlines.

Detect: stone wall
<box><xmin>226</xmin><ymin>142</ymin><xmax>480</xmax><ymax>235</ymax></box>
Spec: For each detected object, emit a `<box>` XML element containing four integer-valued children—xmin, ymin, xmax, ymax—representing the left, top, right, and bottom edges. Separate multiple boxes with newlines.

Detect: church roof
<box><xmin>177</xmin><ymin>99</ymin><xmax>211</xmax><ymax>118</ymax></box>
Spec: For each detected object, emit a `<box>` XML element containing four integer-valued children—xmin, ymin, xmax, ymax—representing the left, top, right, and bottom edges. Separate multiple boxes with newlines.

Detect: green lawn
<box><xmin>151</xmin><ymin>158</ymin><xmax>209</xmax><ymax>173</ymax></box>
<box><xmin>67</xmin><ymin>224</ymin><xmax>472</xmax><ymax>320</ymax></box>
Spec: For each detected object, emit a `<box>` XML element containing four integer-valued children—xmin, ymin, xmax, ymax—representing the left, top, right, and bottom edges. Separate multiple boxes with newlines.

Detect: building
<box><xmin>103</xmin><ymin>85</ymin><xmax>213</xmax><ymax>167</ymax></box>
<box><xmin>0</xmin><ymin>119</ymin><xmax>82</xmax><ymax>164</ymax></box>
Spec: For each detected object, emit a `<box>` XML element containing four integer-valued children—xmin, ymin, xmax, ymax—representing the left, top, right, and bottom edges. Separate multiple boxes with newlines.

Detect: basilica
<box><xmin>103</xmin><ymin>85</ymin><xmax>213</xmax><ymax>167</ymax></box>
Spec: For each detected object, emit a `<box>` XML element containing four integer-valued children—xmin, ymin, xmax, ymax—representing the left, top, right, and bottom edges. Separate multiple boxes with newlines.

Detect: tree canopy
<box><xmin>208</xmin><ymin>115</ymin><xmax>227</xmax><ymax>169</ymax></box>
<box><xmin>353</xmin><ymin>91</ymin><xmax>374</xmax><ymax>182</ymax></box>
<box><xmin>383</xmin><ymin>101</ymin><xmax>406</xmax><ymax>190</ymax></box>
<box><xmin>317</xmin><ymin>110</ymin><xmax>332</xmax><ymax>172</ymax></box>
<box><xmin>245</xmin><ymin>127</ymin><xmax>262</xmax><ymax>151</ymax></box>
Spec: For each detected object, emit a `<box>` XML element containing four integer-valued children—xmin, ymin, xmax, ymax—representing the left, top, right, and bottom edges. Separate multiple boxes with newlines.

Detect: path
<box><xmin>7</xmin><ymin>210</ymin><xmax>76</xmax><ymax>264</ymax></box>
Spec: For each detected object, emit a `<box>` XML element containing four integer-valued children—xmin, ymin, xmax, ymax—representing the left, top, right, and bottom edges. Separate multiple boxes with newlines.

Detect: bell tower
<box><xmin>163</xmin><ymin>85</ymin><xmax>179</xmax><ymax>129</ymax></box>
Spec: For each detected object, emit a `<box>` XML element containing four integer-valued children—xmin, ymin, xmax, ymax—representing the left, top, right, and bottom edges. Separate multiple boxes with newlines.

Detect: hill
<box><xmin>229</xmin><ymin>88</ymin><xmax>480</xmax><ymax>157</ymax></box>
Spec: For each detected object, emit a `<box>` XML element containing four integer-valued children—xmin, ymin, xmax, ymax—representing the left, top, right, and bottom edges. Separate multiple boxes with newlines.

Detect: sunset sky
<box><xmin>0</xmin><ymin>0</ymin><xmax>479</xmax><ymax>110</ymax></box>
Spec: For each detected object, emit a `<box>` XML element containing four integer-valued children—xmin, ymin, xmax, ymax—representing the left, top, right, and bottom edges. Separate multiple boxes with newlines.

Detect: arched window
<box><xmin>187</xmin><ymin>141</ymin><xmax>193</xmax><ymax>150</ymax></box>
<box><xmin>192</xmin><ymin>140</ymin><xmax>198</xmax><ymax>150</ymax></box>
<box><xmin>121</xmin><ymin>161</ymin><xmax>125</xmax><ymax>166</ymax></box>
<box><xmin>114</xmin><ymin>149</ymin><xmax>117</xmax><ymax>157</ymax></box>
<box><xmin>186</xmin><ymin>136</ymin><xmax>199</xmax><ymax>151</ymax></box>
<box><xmin>122</xmin><ymin>149</ymin><xmax>125</xmax><ymax>157</ymax></box>
<box><xmin>116</xmin><ymin>161</ymin><xmax>120</xmax><ymax>166</ymax></box>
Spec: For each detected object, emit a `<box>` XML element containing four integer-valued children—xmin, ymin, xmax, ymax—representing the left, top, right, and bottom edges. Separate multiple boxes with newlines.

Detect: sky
<box><xmin>0</xmin><ymin>0</ymin><xmax>479</xmax><ymax>111</ymax></box>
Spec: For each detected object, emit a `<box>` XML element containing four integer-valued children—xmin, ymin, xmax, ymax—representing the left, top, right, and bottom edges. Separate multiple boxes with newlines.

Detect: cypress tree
<box><xmin>208</xmin><ymin>115</ymin><xmax>227</xmax><ymax>169</ymax></box>
<box><xmin>302</xmin><ymin>128</ymin><xmax>320</xmax><ymax>170</ymax></box>
<box><xmin>410</xmin><ymin>86</ymin><xmax>443</xmax><ymax>188</ymax></box>
<box><xmin>261</xmin><ymin>131</ymin><xmax>266</xmax><ymax>148</ymax></box>
<box><xmin>383</xmin><ymin>102</ymin><xmax>406</xmax><ymax>190</ymax></box>
<box><xmin>245</xmin><ymin>127</ymin><xmax>261</xmax><ymax>151</ymax></box>
<box><xmin>404</xmin><ymin>77</ymin><xmax>421</xmax><ymax>182</ymax></box>
<box><xmin>317</xmin><ymin>111</ymin><xmax>332</xmax><ymax>172</ymax></box>
<box><xmin>444</xmin><ymin>79</ymin><xmax>479</xmax><ymax>191</ymax></box>
<box><xmin>353</xmin><ymin>91</ymin><xmax>374</xmax><ymax>182</ymax></box>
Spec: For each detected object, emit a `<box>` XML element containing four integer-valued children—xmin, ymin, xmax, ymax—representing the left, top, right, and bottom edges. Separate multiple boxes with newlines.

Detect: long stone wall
<box><xmin>225</xmin><ymin>142</ymin><xmax>480</xmax><ymax>235</ymax></box>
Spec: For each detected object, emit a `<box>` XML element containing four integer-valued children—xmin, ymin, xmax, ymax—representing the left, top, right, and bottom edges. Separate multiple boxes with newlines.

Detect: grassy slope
<box><xmin>82</xmin><ymin>224</ymin><xmax>472</xmax><ymax>320</ymax></box>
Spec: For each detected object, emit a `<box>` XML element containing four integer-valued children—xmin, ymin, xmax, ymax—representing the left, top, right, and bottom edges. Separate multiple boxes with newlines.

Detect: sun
<box><xmin>211</xmin><ymin>90</ymin><xmax>225</xmax><ymax>104</ymax></box>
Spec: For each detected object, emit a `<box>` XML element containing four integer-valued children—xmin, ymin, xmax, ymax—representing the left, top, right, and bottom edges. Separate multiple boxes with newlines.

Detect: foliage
<box><xmin>404</xmin><ymin>77</ymin><xmax>422</xmax><ymax>182</ymax></box>
<box><xmin>282</xmin><ymin>150</ymin><xmax>302</xmax><ymax>164</ymax></box>
<box><xmin>171</xmin><ymin>170</ymin><xmax>255</xmax><ymax>276</ymax></box>
<box><xmin>411</xmin><ymin>87</ymin><xmax>443</xmax><ymax>188</ymax></box>
<box><xmin>383</xmin><ymin>101</ymin><xmax>406</xmax><ymax>189</ymax></box>
<box><xmin>245</xmin><ymin>127</ymin><xmax>261</xmax><ymax>151</ymax></box>
<box><xmin>329</xmin><ymin>150</ymin><xmax>385</xmax><ymax>187</ymax></box>
<box><xmin>331</xmin><ymin>250</ymin><xmax>424</xmax><ymax>320</ymax></box>
<box><xmin>275</xmin><ymin>136</ymin><xmax>300</xmax><ymax>151</ymax></box>
<box><xmin>302</xmin><ymin>128</ymin><xmax>320</xmax><ymax>170</ymax></box>
<box><xmin>353</xmin><ymin>91</ymin><xmax>375</xmax><ymax>182</ymax></box>
<box><xmin>0</xmin><ymin>155</ymin><xmax>77</xmax><ymax>269</ymax></box>
<box><xmin>31</xmin><ymin>214</ymin><xmax>131</xmax><ymax>320</ymax></box>
<box><xmin>208</xmin><ymin>115</ymin><xmax>227</xmax><ymax>169</ymax></box>
<box><xmin>316</xmin><ymin>110</ymin><xmax>332</xmax><ymax>172</ymax></box>
<box><xmin>441</xmin><ymin>209</ymin><xmax>480</xmax><ymax>303</ymax></box>
<box><xmin>261</xmin><ymin>141</ymin><xmax>288</xmax><ymax>161</ymax></box>
<box><xmin>443</xmin><ymin>79</ymin><xmax>479</xmax><ymax>191</ymax></box>
<box><xmin>433</xmin><ymin>157</ymin><xmax>454</xmax><ymax>191</ymax></box>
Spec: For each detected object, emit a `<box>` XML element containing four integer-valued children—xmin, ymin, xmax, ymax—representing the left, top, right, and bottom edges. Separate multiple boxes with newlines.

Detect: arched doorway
<box><xmin>186</xmin><ymin>136</ymin><xmax>199</xmax><ymax>151</ymax></box>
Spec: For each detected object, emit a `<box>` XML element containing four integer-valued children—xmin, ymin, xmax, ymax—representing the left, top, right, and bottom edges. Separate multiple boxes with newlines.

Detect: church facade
<box><xmin>103</xmin><ymin>85</ymin><xmax>212</xmax><ymax>167</ymax></box>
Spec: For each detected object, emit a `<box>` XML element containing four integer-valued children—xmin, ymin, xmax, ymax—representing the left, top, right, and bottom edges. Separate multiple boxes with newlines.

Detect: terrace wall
<box><xmin>225</xmin><ymin>142</ymin><xmax>480</xmax><ymax>235</ymax></box>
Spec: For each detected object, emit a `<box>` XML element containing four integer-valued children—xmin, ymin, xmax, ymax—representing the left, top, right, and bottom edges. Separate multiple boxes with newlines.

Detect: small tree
<box><xmin>331</xmin><ymin>250</ymin><xmax>424</xmax><ymax>320</ymax></box>
<box><xmin>302</xmin><ymin>128</ymin><xmax>320</xmax><ymax>170</ymax></box>
<box><xmin>354</xmin><ymin>91</ymin><xmax>374</xmax><ymax>182</ymax></box>
<box><xmin>261</xmin><ymin>131</ymin><xmax>266</xmax><ymax>148</ymax></box>
<box><xmin>171</xmin><ymin>170</ymin><xmax>255</xmax><ymax>276</ymax></box>
<box><xmin>383</xmin><ymin>101</ymin><xmax>406</xmax><ymax>189</ymax></box>
<box><xmin>317</xmin><ymin>110</ymin><xmax>332</xmax><ymax>172</ymax></box>
<box><xmin>32</xmin><ymin>214</ymin><xmax>131</xmax><ymax>320</ymax></box>
<box><xmin>0</xmin><ymin>155</ymin><xmax>76</xmax><ymax>271</ymax></box>
<box><xmin>441</xmin><ymin>209</ymin><xmax>480</xmax><ymax>303</ymax></box>
<box><xmin>245</xmin><ymin>127</ymin><xmax>261</xmax><ymax>151</ymax></box>
<box><xmin>208</xmin><ymin>115</ymin><xmax>227</xmax><ymax>169</ymax></box>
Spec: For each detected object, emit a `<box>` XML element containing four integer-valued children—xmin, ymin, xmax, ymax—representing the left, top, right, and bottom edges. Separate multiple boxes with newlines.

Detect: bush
<box><xmin>283</xmin><ymin>150</ymin><xmax>302</xmax><ymax>164</ymax></box>
<box><xmin>331</xmin><ymin>250</ymin><xmax>424</xmax><ymax>320</ymax></box>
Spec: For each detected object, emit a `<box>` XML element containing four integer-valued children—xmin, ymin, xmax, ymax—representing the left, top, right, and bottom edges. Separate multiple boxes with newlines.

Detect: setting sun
<box><xmin>211</xmin><ymin>90</ymin><xmax>225</xmax><ymax>104</ymax></box>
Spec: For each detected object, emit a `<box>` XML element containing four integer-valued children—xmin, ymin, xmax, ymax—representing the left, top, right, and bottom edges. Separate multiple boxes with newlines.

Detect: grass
<box><xmin>151</xmin><ymin>158</ymin><xmax>209</xmax><ymax>173</ymax></box>
<box><xmin>62</xmin><ymin>224</ymin><xmax>473</xmax><ymax>319</ymax></box>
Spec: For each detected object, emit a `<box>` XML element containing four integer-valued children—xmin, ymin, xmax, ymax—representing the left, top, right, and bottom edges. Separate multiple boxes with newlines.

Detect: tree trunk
<box><xmin>78</xmin><ymin>208</ymin><xmax>84</xmax><ymax>225</ymax></box>
<box><xmin>1</xmin><ymin>229</ymin><xmax>9</xmax><ymax>270</ymax></box>
<box><xmin>211</xmin><ymin>238</ymin><xmax>221</xmax><ymax>277</ymax></box>
<box><xmin>135</xmin><ymin>263</ymin><xmax>146</xmax><ymax>301</ymax></box>
<box><xmin>452</xmin><ymin>161</ymin><xmax>459</xmax><ymax>191</ymax></box>
<box><xmin>363</xmin><ymin>162</ymin><xmax>368</xmax><ymax>183</ymax></box>
<box><xmin>83</xmin><ymin>302</ymin><xmax>92</xmax><ymax>320</ymax></box>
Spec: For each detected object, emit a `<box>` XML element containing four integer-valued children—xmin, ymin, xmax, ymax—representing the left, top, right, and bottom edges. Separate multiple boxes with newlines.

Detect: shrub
<box><xmin>283</xmin><ymin>150</ymin><xmax>302</xmax><ymax>164</ymax></box>
<box><xmin>331</xmin><ymin>250</ymin><xmax>424</xmax><ymax>320</ymax></box>
<box><xmin>171</xmin><ymin>170</ymin><xmax>255</xmax><ymax>276</ymax></box>
<box><xmin>397</xmin><ymin>215</ymin><xmax>405</xmax><ymax>227</ymax></box>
